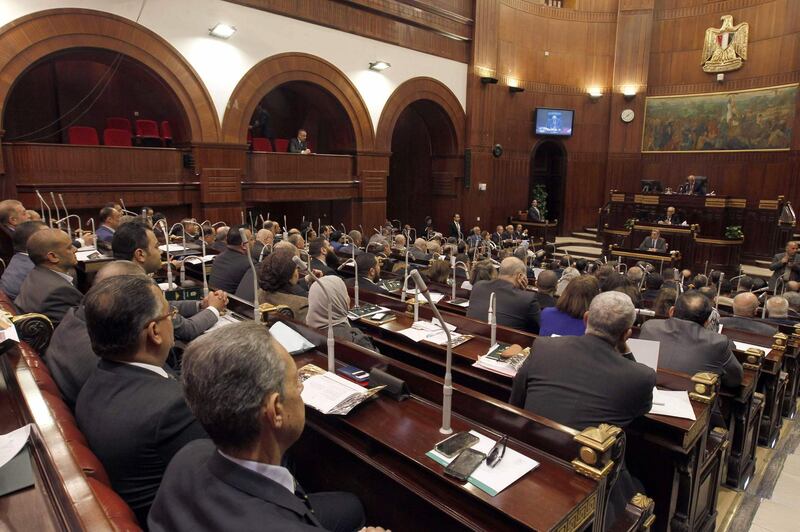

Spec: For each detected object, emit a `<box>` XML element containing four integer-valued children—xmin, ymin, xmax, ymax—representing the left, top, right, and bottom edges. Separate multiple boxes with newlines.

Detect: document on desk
<box><xmin>404</xmin><ymin>290</ymin><xmax>445</xmax><ymax>303</ymax></box>
<box><xmin>629</xmin><ymin>338</ymin><xmax>660</xmax><ymax>372</ymax></box>
<box><xmin>427</xmin><ymin>430</ymin><xmax>539</xmax><ymax>496</ymax></box>
<box><xmin>269</xmin><ymin>321</ymin><xmax>315</xmax><ymax>355</ymax></box>
<box><xmin>298</xmin><ymin>364</ymin><xmax>384</xmax><ymax>415</ymax></box>
<box><xmin>474</xmin><ymin>344</ymin><xmax>530</xmax><ymax>377</ymax></box>
<box><xmin>649</xmin><ymin>388</ymin><xmax>696</xmax><ymax>420</ymax></box>
<box><xmin>75</xmin><ymin>249</ymin><xmax>104</xmax><ymax>262</ymax></box>
<box><xmin>0</xmin><ymin>424</ymin><xmax>31</xmax><ymax>469</ymax></box>
<box><xmin>398</xmin><ymin>320</ymin><xmax>470</xmax><ymax>346</ymax></box>
<box><xmin>203</xmin><ymin>313</ymin><xmax>244</xmax><ymax>334</ymax></box>
<box><xmin>733</xmin><ymin>340</ymin><xmax>768</xmax><ymax>353</ymax></box>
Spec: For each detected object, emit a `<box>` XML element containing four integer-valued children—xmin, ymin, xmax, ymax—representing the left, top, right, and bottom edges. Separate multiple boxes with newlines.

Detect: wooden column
<box><xmin>355</xmin><ymin>152</ymin><xmax>390</xmax><ymax>231</ymax></box>
<box><xmin>192</xmin><ymin>143</ymin><xmax>247</xmax><ymax>223</ymax></box>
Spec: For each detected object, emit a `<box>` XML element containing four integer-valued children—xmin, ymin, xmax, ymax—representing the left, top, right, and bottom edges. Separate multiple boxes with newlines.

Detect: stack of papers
<box><xmin>473</xmin><ymin>344</ymin><xmax>530</xmax><ymax>377</ymax></box>
<box><xmin>269</xmin><ymin>321</ymin><xmax>315</xmax><ymax>355</ymax></box>
<box><xmin>404</xmin><ymin>290</ymin><xmax>445</xmax><ymax>303</ymax></box>
<box><xmin>348</xmin><ymin>304</ymin><xmax>388</xmax><ymax>321</ymax></box>
<box><xmin>203</xmin><ymin>313</ymin><xmax>244</xmax><ymax>334</ymax></box>
<box><xmin>397</xmin><ymin>320</ymin><xmax>472</xmax><ymax>347</ymax></box>
<box><xmin>426</xmin><ymin>430</ymin><xmax>539</xmax><ymax>496</ymax></box>
<box><xmin>733</xmin><ymin>340</ymin><xmax>768</xmax><ymax>352</ymax></box>
<box><xmin>299</xmin><ymin>364</ymin><xmax>384</xmax><ymax>415</ymax></box>
<box><xmin>649</xmin><ymin>388</ymin><xmax>696</xmax><ymax>420</ymax></box>
<box><xmin>76</xmin><ymin>249</ymin><xmax>104</xmax><ymax>262</ymax></box>
<box><xmin>159</xmin><ymin>244</ymin><xmax>189</xmax><ymax>253</ymax></box>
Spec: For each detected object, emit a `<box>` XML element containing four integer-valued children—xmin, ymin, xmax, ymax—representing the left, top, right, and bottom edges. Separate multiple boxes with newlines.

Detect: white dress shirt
<box><xmin>218</xmin><ymin>451</ymin><xmax>295</xmax><ymax>493</ymax></box>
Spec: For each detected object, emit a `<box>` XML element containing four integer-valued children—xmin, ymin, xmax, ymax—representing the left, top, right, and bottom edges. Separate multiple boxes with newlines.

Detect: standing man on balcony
<box><xmin>289</xmin><ymin>129</ymin><xmax>311</xmax><ymax>154</ymax></box>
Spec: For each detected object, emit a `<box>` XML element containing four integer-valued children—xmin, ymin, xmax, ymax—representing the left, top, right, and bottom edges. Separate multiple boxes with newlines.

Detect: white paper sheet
<box><xmin>649</xmin><ymin>388</ymin><xmax>696</xmax><ymax>420</ymax></box>
<box><xmin>76</xmin><ymin>249</ymin><xmax>103</xmax><ymax>262</ymax></box>
<box><xmin>301</xmin><ymin>372</ymin><xmax>367</xmax><ymax>414</ymax></box>
<box><xmin>733</xmin><ymin>340</ymin><xmax>769</xmax><ymax>352</ymax></box>
<box><xmin>0</xmin><ymin>424</ymin><xmax>31</xmax><ymax>469</ymax></box>
<box><xmin>428</xmin><ymin>430</ymin><xmax>539</xmax><ymax>496</ymax></box>
<box><xmin>202</xmin><ymin>313</ymin><xmax>243</xmax><ymax>334</ymax></box>
<box><xmin>404</xmin><ymin>290</ymin><xmax>445</xmax><ymax>303</ymax></box>
<box><xmin>0</xmin><ymin>322</ymin><xmax>20</xmax><ymax>344</ymax></box>
<box><xmin>159</xmin><ymin>244</ymin><xmax>189</xmax><ymax>253</ymax></box>
<box><xmin>629</xmin><ymin>338</ymin><xmax>660</xmax><ymax>372</ymax></box>
<box><xmin>269</xmin><ymin>321</ymin><xmax>315</xmax><ymax>354</ymax></box>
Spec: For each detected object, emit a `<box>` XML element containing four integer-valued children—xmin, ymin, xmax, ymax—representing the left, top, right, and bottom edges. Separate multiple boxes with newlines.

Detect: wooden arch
<box><xmin>376</xmin><ymin>77</ymin><xmax>465</xmax><ymax>154</ymax></box>
<box><xmin>221</xmin><ymin>53</ymin><xmax>375</xmax><ymax>150</ymax></box>
<box><xmin>0</xmin><ymin>8</ymin><xmax>220</xmax><ymax>142</ymax></box>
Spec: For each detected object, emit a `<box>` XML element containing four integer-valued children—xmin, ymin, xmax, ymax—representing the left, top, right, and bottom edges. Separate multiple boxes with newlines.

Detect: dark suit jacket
<box><xmin>209</xmin><ymin>249</ymin><xmax>252</xmax><ymax>293</ymax></box>
<box><xmin>14</xmin><ymin>266</ymin><xmax>83</xmax><ymax>327</ymax></box>
<box><xmin>172</xmin><ymin>301</ymin><xmax>218</xmax><ymax>342</ymax></box>
<box><xmin>409</xmin><ymin>248</ymin><xmax>431</xmax><ymax>262</ymax></box>
<box><xmin>638</xmin><ymin>236</ymin><xmax>667</xmax><ymax>252</ymax></box>
<box><xmin>288</xmin><ymin>137</ymin><xmax>308</xmax><ymax>153</ymax></box>
<box><xmin>527</xmin><ymin>206</ymin><xmax>542</xmax><ymax>222</ymax></box>
<box><xmin>449</xmin><ymin>221</ymin><xmax>462</xmax><ymax>239</ymax></box>
<box><xmin>719</xmin><ymin>316</ymin><xmax>778</xmax><ymax>337</ymax></box>
<box><xmin>659</xmin><ymin>214</ymin><xmax>683</xmax><ymax>225</ymax></box>
<box><xmin>467</xmin><ymin>278</ymin><xmax>541</xmax><ymax>334</ymax></box>
<box><xmin>510</xmin><ymin>334</ymin><xmax>655</xmax><ymax>430</ymax></box>
<box><xmin>536</xmin><ymin>291</ymin><xmax>556</xmax><ymax>309</ymax></box>
<box><xmin>639</xmin><ymin>317</ymin><xmax>743</xmax><ymax>387</ymax></box>
<box><xmin>344</xmin><ymin>276</ymin><xmax>384</xmax><ymax>294</ymax></box>
<box><xmin>44</xmin><ymin>306</ymin><xmax>94</xmax><ymax>409</ymax></box>
<box><xmin>310</xmin><ymin>257</ymin><xmax>337</xmax><ymax>277</ymax></box>
<box><xmin>149</xmin><ymin>439</ymin><xmax>323</xmax><ymax>531</ymax></box>
<box><xmin>76</xmin><ymin>360</ymin><xmax>207</xmax><ymax>525</ymax></box>
<box><xmin>0</xmin><ymin>252</ymin><xmax>34</xmax><ymax>299</ymax></box>
<box><xmin>768</xmin><ymin>252</ymin><xmax>800</xmax><ymax>289</ymax></box>
<box><xmin>95</xmin><ymin>225</ymin><xmax>115</xmax><ymax>243</ymax></box>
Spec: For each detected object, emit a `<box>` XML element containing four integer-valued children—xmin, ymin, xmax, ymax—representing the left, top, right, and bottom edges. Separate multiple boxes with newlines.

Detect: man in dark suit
<box><xmin>534</xmin><ymin>270</ymin><xmax>557</xmax><ymax>309</ymax></box>
<box><xmin>1</xmin><ymin>220</ymin><xmax>46</xmax><ymax>299</ymax></box>
<box><xmin>639</xmin><ymin>291</ymin><xmax>743</xmax><ymax>387</ymax></box>
<box><xmin>638</xmin><ymin>229</ymin><xmax>667</xmax><ymax>252</ymax></box>
<box><xmin>768</xmin><ymin>241</ymin><xmax>800</xmax><ymax>290</ymax></box>
<box><xmin>510</xmin><ymin>291</ymin><xmax>654</xmax><ymax>526</ymax></box>
<box><xmin>409</xmin><ymin>238</ymin><xmax>431</xmax><ymax>261</ymax></box>
<box><xmin>209</xmin><ymin>224</ymin><xmax>254</xmax><ymax>293</ymax></box>
<box><xmin>527</xmin><ymin>199</ymin><xmax>542</xmax><ymax>222</ymax></box>
<box><xmin>491</xmin><ymin>225</ymin><xmax>505</xmax><ymax>245</ymax></box>
<box><xmin>252</xmin><ymin>229</ymin><xmax>274</xmax><ymax>262</ymax></box>
<box><xmin>288</xmin><ymin>129</ymin><xmax>311</xmax><ymax>154</ymax></box>
<box><xmin>658</xmin><ymin>206</ymin><xmax>683</xmax><ymax>225</ymax></box>
<box><xmin>448</xmin><ymin>213</ymin><xmax>463</xmax><ymax>240</ymax></box>
<box><xmin>148</xmin><ymin>322</ymin><xmax>380</xmax><ymax>532</ymax></box>
<box><xmin>467</xmin><ymin>257</ymin><xmax>541</xmax><ymax>334</ymax></box>
<box><xmin>344</xmin><ymin>253</ymin><xmax>385</xmax><ymax>293</ymax></box>
<box><xmin>44</xmin><ymin>260</ymin><xmax>145</xmax><ymax>409</ymax></box>
<box><xmin>112</xmin><ymin>221</ymin><xmax>227</xmax><ymax>341</ymax></box>
<box><xmin>76</xmin><ymin>275</ymin><xmax>208</xmax><ymax>525</ymax></box>
<box><xmin>719</xmin><ymin>292</ymin><xmax>777</xmax><ymax>336</ymax></box>
<box><xmin>95</xmin><ymin>206</ymin><xmax>121</xmax><ymax>244</ymax></box>
<box><xmin>641</xmin><ymin>273</ymin><xmax>664</xmax><ymax>306</ymax></box>
<box><xmin>308</xmin><ymin>237</ymin><xmax>337</xmax><ymax>276</ymax></box>
<box><xmin>211</xmin><ymin>226</ymin><xmax>229</xmax><ymax>253</ymax></box>
<box><xmin>681</xmin><ymin>174</ymin><xmax>707</xmax><ymax>196</ymax></box>
<box><xmin>15</xmin><ymin>228</ymin><xmax>81</xmax><ymax>327</ymax></box>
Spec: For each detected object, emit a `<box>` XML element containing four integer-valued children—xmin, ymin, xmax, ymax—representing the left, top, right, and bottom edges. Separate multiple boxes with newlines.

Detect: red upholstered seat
<box><xmin>86</xmin><ymin>477</ymin><xmax>142</xmax><ymax>531</ymax></box>
<box><xmin>135</xmin><ymin>119</ymin><xmax>163</xmax><ymax>147</ymax></box>
<box><xmin>106</xmin><ymin>117</ymin><xmax>131</xmax><ymax>132</ymax></box>
<box><xmin>274</xmin><ymin>138</ymin><xmax>289</xmax><ymax>152</ymax></box>
<box><xmin>40</xmin><ymin>390</ymin><xmax>89</xmax><ymax>446</ymax></box>
<box><xmin>251</xmin><ymin>137</ymin><xmax>272</xmax><ymax>152</ymax></box>
<box><xmin>67</xmin><ymin>126</ymin><xmax>99</xmax><ymax>145</ymax></box>
<box><xmin>68</xmin><ymin>441</ymin><xmax>111</xmax><ymax>485</ymax></box>
<box><xmin>29</xmin><ymin>361</ymin><xmax>61</xmax><ymax>397</ymax></box>
<box><xmin>159</xmin><ymin>120</ymin><xmax>172</xmax><ymax>145</ymax></box>
<box><xmin>103</xmin><ymin>128</ymin><xmax>133</xmax><ymax>147</ymax></box>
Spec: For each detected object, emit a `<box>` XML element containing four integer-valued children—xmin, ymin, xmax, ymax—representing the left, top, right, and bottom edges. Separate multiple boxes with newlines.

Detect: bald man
<box><xmin>719</xmin><ymin>292</ymin><xmax>777</xmax><ymax>336</ymax></box>
<box><xmin>467</xmin><ymin>257</ymin><xmax>541</xmax><ymax>333</ymax></box>
<box><xmin>44</xmin><ymin>260</ymin><xmax>146</xmax><ymax>408</ymax></box>
<box><xmin>251</xmin><ymin>229</ymin><xmax>274</xmax><ymax>262</ymax></box>
<box><xmin>0</xmin><ymin>199</ymin><xmax>30</xmax><ymax>235</ymax></box>
<box><xmin>15</xmin><ymin>228</ymin><xmax>81</xmax><ymax>327</ymax></box>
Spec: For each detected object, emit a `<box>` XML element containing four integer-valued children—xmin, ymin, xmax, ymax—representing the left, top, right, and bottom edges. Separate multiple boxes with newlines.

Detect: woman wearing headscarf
<box><xmin>306</xmin><ymin>275</ymin><xmax>378</xmax><ymax>351</ymax></box>
<box><xmin>258</xmin><ymin>248</ymin><xmax>309</xmax><ymax>321</ymax></box>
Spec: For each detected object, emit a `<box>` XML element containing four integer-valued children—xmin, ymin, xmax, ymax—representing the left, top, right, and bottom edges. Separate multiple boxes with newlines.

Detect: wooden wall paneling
<box><xmin>194</xmin><ymin>143</ymin><xmax>246</xmax><ymax>220</ymax></box>
<box><xmin>356</xmin><ymin>153</ymin><xmax>389</xmax><ymax>230</ymax></box>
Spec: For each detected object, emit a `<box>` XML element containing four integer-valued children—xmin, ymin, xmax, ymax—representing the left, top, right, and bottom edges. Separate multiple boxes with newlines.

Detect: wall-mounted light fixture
<box><xmin>369</xmin><ymin>60</ymin><xmax>391</xmax><ymax>72</ymax></box>
<box><xmin>588</xmin><ymin>87</ymin><xmax>603</xmax><ymax>101</ymax></box>
<box><xmin>622</xmin><ymin>85</ymin><xmax>637</xmax><ymax>100</ymax></box>
<box><xmin>481</xmin><ymin>76</ymin><xmax>499</xmax><ymax>84</ymax></box>
<box><xmin>508</xmin><ymin>79</ymin><xmax>525</xmax><ymax>93</ymax></box>
<box><xmin>209</xmin><ymin>23</ymin><xmax>236</xmax><ymax>39</ymax></box>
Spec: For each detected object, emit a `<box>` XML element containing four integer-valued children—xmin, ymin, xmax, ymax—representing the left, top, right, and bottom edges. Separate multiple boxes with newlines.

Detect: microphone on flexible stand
<box><xmin>293</xmin><ymin>256</ymin><xmax>335</xmax><ymax>372</ymax></box>
<box><xmin>85</xmin><ymin>218</ymin><xmax>96</xmax><ymax>242</ymax></box>
<box><xmin>410</xmin><ymin>269</ymin><xmax>453</xmax><ymax>435</ymax></box>
<box><xmin>35</xmin><ymin>190</ymin><xmax>52</xmax><ymax>227</ymax></box>
<box><xmin>184</xmin><ymin>220</ymin><xmax>209</xmax><ymax>296</ymax></box>
<box><xmin>283</xmin><ymin>215</ymin><xmax>289</xmax><ymax>241</ymax></box>
<box><xmin>119</xmin><ymin>197</ymin><xmax>127</xmax><ymax>212</ymax></box>
<box><xmin>489</xmin><ymin>291</ymin><xmax>497</xmax><ymax>347</ymax></box>
<box><xmin>157</xmin><ymin>219</ymin><xmax>175</xmax><ymax>289</ymax></box>
<box><xmin>58</xmin><ymin>194</ymin><xmax>71</xmax><ymax>236</ymax></box>
<box><xmin>55</xmin><ymin>215</ymin><xmax>83</xmax><ymax>244</ymax></box>
<box><xmin>239</xmin><ymin>228</ymin><xmax>260</xmax><ymax>321</ymax></box>
<box><xmin>240</xmin><ymin>211</ymin><xmax>245</xmax><ymax>225</ymax></box>
<box><xmin>50</xmin><ymin>192</ymin><xmax>61</xmax><ymax>227</ymax></box>
<box><xmin>715</xmin><ymin>272</ymin><xmax>725</xmax><ymax>311</ymax></box>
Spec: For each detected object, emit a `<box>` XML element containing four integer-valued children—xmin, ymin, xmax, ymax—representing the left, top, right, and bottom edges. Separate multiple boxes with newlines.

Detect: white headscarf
<box><xmin>306</xmin><ymin>275</ymin><xmax>350</xmax><ymax>330</ymax></box>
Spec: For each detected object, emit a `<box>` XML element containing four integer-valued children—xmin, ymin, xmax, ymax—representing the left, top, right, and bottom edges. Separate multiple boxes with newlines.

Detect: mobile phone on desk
<box><xmin>444</xmin><ymin>448</ymin><xmax>486</xmax><ymax>482</ymax></box>
<box><xmin>337</xmin><ymin>365</ymin><xmax>369</xmax><ymax>383</ymax></box>
<box><xmin>435</xmin><ymin>431</ymin><xmax>479</xmax><ymax>458</ymax></box>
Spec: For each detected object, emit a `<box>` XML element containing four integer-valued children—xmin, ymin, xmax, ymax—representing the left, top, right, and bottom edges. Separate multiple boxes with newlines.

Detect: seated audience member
<box><xmin>209</xmin><ymin>224</ymin><xmax>253</xmax><ymax>293</ymax></box>
<box><xmin>716</xmin><ymin>279</ymin><xmax>734</xmax><ymax>307</ymax></box>
<box><xmin>210</xmin><ymin>226</ymin><xmax>229</xmax><ymax>252</ymax></box>
<box><xmin>689</xmin><ymin>274</ymin><xmax>708</xmax><ymax>290</ymax></box>
<box><xmin>463</xmin><ymin>259</ymin><xmax>496</xmax><ymax>290</ymax></box>
<box><xmin>148</xmin><ymin>322</ymin><xmax>378</xmax><ymax>532</ymax></box>
<box><xmin>466</xmin><ymin>226</ymin><xmax>482</xmax><ymax>248</ymax></box>
<box><xmin>44</xmin><ymin>260</ymin><xmax>144</xmax><ymax>409</ymax></box>
<box><xmin>258</xmin><ymin>249</ymin><xmax>309</xmax><ymax>320</ymax></box>
<box><xmin>535</xmin><ymin>270</ymin><xmax>557</xmax><ymax>308</ymax></box>
<box><xmin>510</xmin><ymin>291</ymin><xmax>655</xmax><ymax>526</ymax></box>
<box><xmin>409</xmin><ymin>238</ymin><xmax>431</xmax><ymax>261</ymax></box>
<box><xmin>0</xmin><ymin>199</ymin><xmax>30</xmax><ymax>236</ymax></box>
<box><xmin>95</xmin><ymin>206</ymin><xmax>121</xmax><ymax>243</ymax></box>
<box><xmin>467</xmin><ymin>257</ymin><xmax>541</xmax><ymax>334</ymax></box>
<box><xmin>393</xmin><ymin>233</ymin><xmax>407</xmax><ymax>252</ymax></box>
<box><xmin>307</xmin><ymin>276</ymin><xmax>377</xmax><ymax>351</ymax></box>
<box><xmin>734</xmin><ymin>275</ymin><xmax>753</xmax><ymax>294</ymax></box>
<box><xmin>422</xmin><ymin>260</ymin><xmax>451</xmax><ymax>285</ymax></box>
<box><xmin>503</xmin><ymin>225</ymin><xmax>514</xmax><ymax>241</ymax></box>
<box><xmin>76</xmin><ymin>275</ymin><xmax>207</xmax><ymax>525</ymax></box>
<box><xmin>1</xmin><ymin>220</ymin><xmax>46</xmax><ymax>299</ymax></box>
<box><xmin>639</xmin><ymin>291</ymin><xmax>743</xmax><ymax>387</ymax></box>
<box><xmin>641</xmin><ymin>273</ymin><xmax>663</xmax><ymax>305</ymax></box>
<box><xmin>614</xmin><ymin>284</ymin><xmax>642</xmax><ymax>309</ymax></box>
<box><xmin>769</xmin><ymin>241</ymin><xmax>800</xmax><ymax>290</ymax></box>
<box><xmin>426</xmin><ymin>239</ymin><xmax>441</xmax><ymax>258</ymax></box>
<box><xmin>513</xmin><ymin>224</ymin><xmax>527</xmax><ymax>240</ymax></box>
<box><xmin>344</xmin><ymin>253</ymin><xmax>385</xmax><ymax>293</ymax></box>
<box><xmin>653</xmin><ymin>287</ymin><xmax>677</xmax><ymax>316</ymax></box>
<box><xmin>15</xmin><ymin>228</ymin><xmax>81</xmax><ymax>327</ymax></box>
<box><xmin>698</xmin><ymin>286</ymin><xmax>721</xmax><ymax>331</ymax></box>
<box><xmin>787</xmin><ymin>281</ymin><xmax>800</xmax><ymax>293</ymax></box>
<box><xmin>719</xmin><ymin>292</ymin><xmax>778</xmax><ymax>336</ymax></box>
<box><xmin>658</xmin><ymin>206</ymin><xmax>682</xmax><ymax>225</ymax></box>
<box><xmin>251</xmin><ymin>229</ymin><xmax>274</xmax><ymax>262</ymax></box>
<box><xmin>25</xmin><ymin>209</ymin><xmax>42</xmax><ymax>221</ymax></box>
<box><xmin>288</xmin><ymin>128</ymin><xmax>311</xmax><ymax>154</ymax></box>
<box><xmin>783</xmin><ymin>291</ymin><xmax>800</xmax><ymax>314</ymax></box>
<box><xmin>626</xmin><ymin>266</ymin><xmax>644</xmax><ymax>287</ymax></box>
<box><xmin>491</xmin><ymin>225</ymin><xmax>505</xmax><ymax>245</ymax></box>
<box><xmin>766</xmin><ymin>296</ymin><xmax>794</xmax><ymax>325</ymax></box>
<box><xmin>340</xmin><ymin>230</ymin><xmax>363</xmax><ymax>256</ymax></box>
<box><xmin>113</xmin><ymin>221</ymin><xmax>226</xmax><ymax>341</ymax></box>
<box><xmin>555</xmin><ymin>266</ymin><xmax>579</xmax><ymax>297</ymax></box>
<box><xmin>288</xmin><ymin>233</ymin><xmax>305</xmax><ymax>251</ymax></box>
<box><xmin>540</xmin><ymin>275</ymin><xmax>599</xmax><ymax>336</ymax></box>
<box><xmin>309</xmin><ymin>237</ymin><xmax>337</xmax><ymax>276</ymax></box>
<box><xmin>638</xmin><ymin>229</ymin><xmax>667</xmax><ymax>252</ymax></box>
<box><xmin>573</xmin><ymin>258</ymin><xmax>588</xmax><ymax>275</ymax></box>
<box><xmin>600</xmin><ymin>271</ymin><xmax>628</xmax><ymax>293</ymax></box>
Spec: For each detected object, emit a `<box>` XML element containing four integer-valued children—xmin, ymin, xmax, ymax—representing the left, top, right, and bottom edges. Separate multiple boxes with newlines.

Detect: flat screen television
<box><xmin>534</xmin><ymin>108</ymin><xmax>574</xmax><ymax>137</ymax></box>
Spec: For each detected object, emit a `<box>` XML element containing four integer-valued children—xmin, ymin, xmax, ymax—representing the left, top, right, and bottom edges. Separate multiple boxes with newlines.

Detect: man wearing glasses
<box><xmin>76</xmin><ymin>275</ymin><xmax>208</xmax><ymax>525</ymax></box>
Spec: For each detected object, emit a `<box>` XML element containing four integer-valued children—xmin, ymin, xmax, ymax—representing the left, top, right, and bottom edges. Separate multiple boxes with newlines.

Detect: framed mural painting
<box><xmin>642</xmin><ymin>83</ymin><xmax>797</xmax><ymax>153</ymax></box>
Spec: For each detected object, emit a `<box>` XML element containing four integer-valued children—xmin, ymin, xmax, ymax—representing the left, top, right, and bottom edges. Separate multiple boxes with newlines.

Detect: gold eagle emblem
<box><xmin>702</xmin><ymin>15</ymin><xmax>749</xmax><ymax>73</ymax></box>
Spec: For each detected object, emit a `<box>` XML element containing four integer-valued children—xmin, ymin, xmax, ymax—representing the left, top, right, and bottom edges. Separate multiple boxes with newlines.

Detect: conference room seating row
<box><xmin>67</xmin><ymin>118</ymin><xmax>172</xmax><ymax>147</ymax></box>
<box><xmin>0</xmin><ymin>292</ymin><xmax>142</xmax><ymax>531</ymax></box>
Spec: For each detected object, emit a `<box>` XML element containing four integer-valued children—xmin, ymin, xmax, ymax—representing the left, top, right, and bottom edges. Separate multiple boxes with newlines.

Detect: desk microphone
<box><xmin>293</xmin><ymin>256</ymin><xmax>335</xmax><ymax>372</ymax></box>
<box><xmin>715</xmin><ymin>272</ymin><xmax>724</xmax><ymax>311</ymax></box>
<box><xmin>58</xmin><ymin>194</ymin><xmax>71</xmax><ymax>235</ymax></box>
<box><xmin>239</xmin><ymin>228</ymin><xmax>259</xmax><ymax>321</ymax></box>
<box><xmin>489</xmin><ymin>291</ymin><xmax>497</xmax><ymax>347</ymax></box>
<box><xmin>283</xmin><ymin>215</ymin><xmax>289</xmax><ymax>241</ymax></box>
<box><xmin>410</xmin><ymin>269</ymin><xmax>453</xmax><ymax>435</ymax></box>
<box><xmin>50</xmin><ymin>192</ymin><xmax>60</xmax><ymax>227</ymax></box>
<box><xmin>157</xmin><ymin>219</ymin><xmax>175</xmax><ymax>289</ymax></box>
<box><xmin>184</xmin><ymin>220</ymin><xmax>209</xmax><ymax>296</ymax></box>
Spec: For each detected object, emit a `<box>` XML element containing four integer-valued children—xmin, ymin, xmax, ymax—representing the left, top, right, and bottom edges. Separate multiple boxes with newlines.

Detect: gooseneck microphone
<box><xmin>239</xmin><ymin>228</ymin><xmax>259</xmax><ymax>321</ymax></box>
<box><xmin>293</xmin><ymin>256</ymin><xmax>335</xmax><ymax>372</ymax></box>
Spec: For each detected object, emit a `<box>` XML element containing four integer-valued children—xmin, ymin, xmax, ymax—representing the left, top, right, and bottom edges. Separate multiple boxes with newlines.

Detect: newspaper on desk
<box><xmin>403</xmin><ymin>290</ymin><xmax>445</xmax><ymax>303</ymax></box>
<box><xmin>397</xmin><ymin>320</ymin><xmax>472</xmax><ymax>347</ymax></box>
<box><xmin>298</xmin><ymin>364</ymin><xmax>384</xmax><ymax>415</ymax></box>
<box><xmin>426</xmin><ymin>430</ymin><xmax>539</xmax><ymax>496</ymax></box>
<box><xmin>473</xmin><ymin>343</ymin><xmax>530</xmax><ymax>377</ymax></box>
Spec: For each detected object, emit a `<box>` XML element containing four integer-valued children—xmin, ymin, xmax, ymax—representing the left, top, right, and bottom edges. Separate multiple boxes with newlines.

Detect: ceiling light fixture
<box><xmin>369</xmin><ymin>61</ymin><xmax>391</xmax><ymax>71</ymax></box>
<box><xmin>209</xmin><ymin>23</ymin><xmax>236</xmax><ymax>39</ymax></box>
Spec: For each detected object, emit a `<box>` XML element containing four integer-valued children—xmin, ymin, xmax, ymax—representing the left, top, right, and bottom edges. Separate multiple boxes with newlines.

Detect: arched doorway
<box><xmin>529</xmin><ymin>140</ymin><xmax>567</xmax><ymax>232</ymax></box>
<box><xmin>3</xmin><ymin>48</ymin><xmax>191</xmax><ymax>144</ymax></box>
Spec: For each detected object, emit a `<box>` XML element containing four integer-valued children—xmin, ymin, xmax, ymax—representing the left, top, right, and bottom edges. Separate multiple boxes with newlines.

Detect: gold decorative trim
<box><xmin>631</xmin><ymin>493</ymin><xmax>654</xmax><ymax>510</ymax></box>
<box><xmin>705</xmin><ymin>198</ymin><xmax>727</xmax><ymax>208</ymax></box>
<box><xmin>604</xmin><ymin>229</ymin><xmax>631</xmax><ymax>236</ymax></box>
<box><xmin>571</xmin><ymin>424</ymin><xmax>621</xmax><ymax>481</ymax></box>
<box><xmin>501</xmin><ymin>0</ymin><xmax>617</xmax><ymax>23</ymax></box>
<box><xmin>689</xmin><ymin>372</ymin><xmax>718</xmax><ymax>404</ymax></box>
<box><xmin>772</xmin><ymin>332</ymin><xmax>788</xmax><ymax>351</ymax></box>
<box><xmin>611</xmin><ymin>193</ymin><xmax>626</xmax><ymax>202</ymax></box>
<box><xmin>728</xmin><ymin>199</ymin><xmax>747</xmax><ymax>208</ymax></box>
<box><xmin>743</xmin><ymin>347</ymin><xmax>765</xmax><ymax>370</ymax></box>
<box><xmin>611</xmin><ymin>250</ymin><xmax>674</xmax><ymax>262</ymax></box>
<box><xmin>693</xmin><ymin>236</ymin><xmax>743</xmax><ymax>245</ymax></box>
<box><xmin>759</xmin><ymin>200</ymin><xmax>779</xmax><ymax>210</ymax></box>
<box><xmin>633</xmin><ymin>224</ymin><xmax>692</xmax><ymax>234</ymax></box>
<box><xmin>634</xmin><ymin>194</ymin><xmax>660</xmax><ymax>205</ymax></box>
<box><xmin>554</xmin><ymin>492</ymin><xmax>597</xmax><ymax>532</ymax></box>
